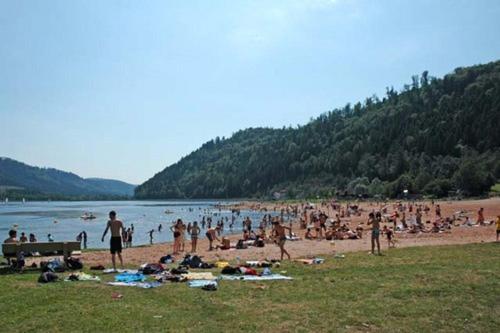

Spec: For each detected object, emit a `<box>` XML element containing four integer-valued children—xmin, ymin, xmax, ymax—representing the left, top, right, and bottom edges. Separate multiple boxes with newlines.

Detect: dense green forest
<box><xmin>135</xmin><ymin>61</ymin><xmax>500</xmax><ymax>199</ymax></box>
<box><xmin>0</xmin><ymin>157</ymin><xmax>136</xmax><ymax>200</ymax></box>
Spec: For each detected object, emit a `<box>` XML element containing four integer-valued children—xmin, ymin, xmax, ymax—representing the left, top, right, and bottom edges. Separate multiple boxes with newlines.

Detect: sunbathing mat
<box><xmin>220</xmin><ymin>274</ymin><xmax>292</xmax><ymax>281</ymax></box>
<box><xmin>103</xmin><ymin>269</ymin><xmax>139</xmax><ymax>274</ymax></box>
<box><xmin>107</xmin><ymin>281</ymin><xmax>162</xmax><ymax>289</ymax></box>
<box><xmin>188</xmin><ymin>280</ymin><xmax>218</xmax><ymax>288</ymax></box>
<box><xmin>181</xmin><ymin>272</ymin><xmax>216</xmax><ymax>281</ymax></box>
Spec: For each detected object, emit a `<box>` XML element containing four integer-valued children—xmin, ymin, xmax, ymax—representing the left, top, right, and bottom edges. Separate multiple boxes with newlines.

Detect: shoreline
<box><xmin>79</xmin><ymin>197</ymin><xmax>500</xmax><ymax>267</ymax></box>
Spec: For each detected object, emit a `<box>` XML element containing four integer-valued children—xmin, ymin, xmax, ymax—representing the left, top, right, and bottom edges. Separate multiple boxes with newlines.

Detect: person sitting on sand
<box><xmin>272</xmin><ymin>220</ymin><xmax>291</xmax><ymax>260</ymax></box>
<box><xmin>258</xmin><ymin>226</ymin><xmax>267</xmax><ymax>240</ymax></box>
<box><xmin>29</xmin><ymin>233</ymin><xmax>37</xmax><ymax>243</ymax></box>
<box><xmin>206</xmin><ymin>227</ymin><xmax>220</xmax><ymax>251</ymax></box>
<box><xmin>305</xmin><ymin>228</ymin><xmax>314</xmax><ymax>240</ymax></box>
<box><xmin>101</xmin><ymin>210</ymin><xmax>125</xmax><ymax>272</ymax></box>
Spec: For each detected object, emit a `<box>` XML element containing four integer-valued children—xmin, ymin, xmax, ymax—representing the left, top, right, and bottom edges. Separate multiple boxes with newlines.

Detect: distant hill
<box><xmin>135</xmin><ymin>60</ymin><xmax>500</xmax><ymax>199</ymax></box>
<box><xmin>0</xmin><ymin>157</ymin><xmax>135</xmax><ymax>199</ymax></box>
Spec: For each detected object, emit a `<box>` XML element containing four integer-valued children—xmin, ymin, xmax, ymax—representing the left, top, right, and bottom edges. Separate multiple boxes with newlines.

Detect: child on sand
<box><xmin>383</xmin><ymin>225</ymin><xmax>395</xmax><ymax>248</ymax></box>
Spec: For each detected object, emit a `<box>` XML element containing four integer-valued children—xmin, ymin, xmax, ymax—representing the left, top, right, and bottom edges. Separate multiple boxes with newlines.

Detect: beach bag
<box><xmin>171</xmin><ymin>267</ymin><xmax>188</xmax><ymax>275</ymax></box>
<box><xmin>180</xmin><ymin>255</ymin><xmax>192</xmax><ymax>267</ymax></box>
<box><xmin>200</xmin><ymin>262</ymin><xmax>214</xmax><ymax>269</ymax></box>
<box><xmin>221</xmin><ymin>266</ymin><xmax>238</xmax><ymax>275</ymax></box>
<box><xmin>42</xmin><ymin>259</ymin><xmax>65</xmax><ymax>273</ymax></box>
<box><xmin>236</xmin><ymin>240</ymin><xmax>247</xmax><ymax>250</ymax></box>
<box><xmin>255</xmin><ymin>239</ymin><xmax>265</xmax><ymax>248</ymax></box>
<box><xmin>160</xmin><ymin>254</ymin><xmax>173</xmax><ymax>264</ymax></box>
<box><xmin>66</xmin><ymin>257</ymin><xmax>83</xmax><ymax>270</ymax></box>
<box><xmin>141</xmin><ymin>263</ymin><xmax>164</xmax><ymax>275</ymax></box>
<box><xmin>189</xmin><ymin>255</ymin><xmax>202</xmax><ymax>268</ymax></box>
<box><xmin>38</xmin><ymin>271</ymin><xmax>59</xmax><ymax>283</ymax></box>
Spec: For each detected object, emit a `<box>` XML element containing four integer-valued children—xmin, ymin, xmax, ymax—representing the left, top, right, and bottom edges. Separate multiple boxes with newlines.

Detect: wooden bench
<box><xmin>2</xmin><ymin>241</ymin><xmax>81</xmax><ymax>262</ymax></box>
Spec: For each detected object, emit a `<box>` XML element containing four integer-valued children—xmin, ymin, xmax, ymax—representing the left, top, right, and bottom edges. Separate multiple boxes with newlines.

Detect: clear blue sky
<box><xmin>1</xmin><ymin>0</ymin><xmax>499</xmax><ymax>184</ymax></box>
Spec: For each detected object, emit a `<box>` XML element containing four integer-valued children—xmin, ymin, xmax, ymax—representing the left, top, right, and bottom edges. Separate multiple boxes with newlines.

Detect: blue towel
<box><xmin>115</xmin><ymin>273</ymin><xmax>146</xmax><ymax>283</ymax></box>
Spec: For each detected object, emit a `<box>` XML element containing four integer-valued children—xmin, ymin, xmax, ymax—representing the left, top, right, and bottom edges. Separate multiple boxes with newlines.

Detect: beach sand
<box><xmin>81</xmin><ymin>197</ymin><xmax>500</xmax><ymax>266</ymax></box>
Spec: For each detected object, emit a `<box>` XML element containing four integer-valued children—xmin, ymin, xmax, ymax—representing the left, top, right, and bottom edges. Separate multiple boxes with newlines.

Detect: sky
<box><xmin>1</xmin><ymin>0</ymin><xmax>500</xmax><ymax>184</ymax></box>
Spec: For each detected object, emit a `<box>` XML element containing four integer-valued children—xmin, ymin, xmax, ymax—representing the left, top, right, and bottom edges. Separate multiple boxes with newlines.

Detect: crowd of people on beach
<box><xmin>3</xmin><ymin>200</ymin><xmax>500</xmax><ymax>271</ymax></box>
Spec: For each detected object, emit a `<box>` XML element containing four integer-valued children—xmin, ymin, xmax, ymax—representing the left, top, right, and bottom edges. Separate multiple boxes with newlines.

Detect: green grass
<box><xmin>1</xmin><ymin>243</ymin><xmax>499</xmax><ymax>332</ymax></box>
<box><xmin>491</xmin><ymin>183</ymin><xmax>500</xmax><ymax>193</ymax></box>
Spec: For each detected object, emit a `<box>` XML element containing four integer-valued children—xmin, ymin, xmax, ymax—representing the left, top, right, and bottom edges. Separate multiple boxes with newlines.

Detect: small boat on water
<box><xmin>164</xmin><ymin>209</ymin><xmax>174</xmax><ymax>214</ymax></box>
<box><xmin>80</xmin><ymin>212</ymin><xmax>96</xmax><ymax>220</ymax></box>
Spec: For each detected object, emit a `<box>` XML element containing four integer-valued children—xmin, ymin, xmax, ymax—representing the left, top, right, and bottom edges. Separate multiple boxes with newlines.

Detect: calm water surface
<box><xmin>0</xmin><ymin>200</ymin><xmax>279</xmax><ymax>249</ymax></box>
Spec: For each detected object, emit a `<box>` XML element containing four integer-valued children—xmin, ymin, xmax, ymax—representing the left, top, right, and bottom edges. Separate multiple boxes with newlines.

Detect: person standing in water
<box><xmin>148</xmin><ymin>229</ymin><xmax>155</xmax><ymax>245</ymax></box>
<box><xmin>101</xmin><ymin>211</ymin><xmax>124</xmax><ymax>271</ymax></box>
<box><xmin>367</xmin><ymin>212</ymin><xmax>381</xmax><ymax>255</ymax></box>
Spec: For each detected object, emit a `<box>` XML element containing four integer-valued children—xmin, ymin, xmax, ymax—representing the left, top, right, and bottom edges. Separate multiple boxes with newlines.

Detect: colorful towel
<box><xmin>220</xmin><ymin>274</ymin><xmax>292</xmax><ymax>281</ymax></box>
<box><xmin>103</xmin><ymin>268</ymin><xmax>139</xmax><ymax>274</ymax></box>
<box><xmin>181</xmin><ymin>272</ymin><xmax>216</xmax><ymax>281</ymax></box>
<box><xmin>107</xmin><ymin>281</ymin><xmax>162</xmax><ymax>288</ymax></box>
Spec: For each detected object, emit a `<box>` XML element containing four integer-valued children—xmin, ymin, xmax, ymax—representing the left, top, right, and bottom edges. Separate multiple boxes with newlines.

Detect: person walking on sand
<box><xmin>477</xmin><ymin>208</ymin><xmax>485</xmax><ymax>226</ymax></box>
<box><xmin>101</xmin><ymin>211</ymin><xmax>124</xmax><ymax>272</ymax></box>
<box><xmin>368</xmin><ymin>212</ymin><xmax>381</xmax><ymax>255</ymax></box>
<box><xmin>272</xmin><ymin>219</ymin><xmax>291</xmax><ymax>260</ymax></box>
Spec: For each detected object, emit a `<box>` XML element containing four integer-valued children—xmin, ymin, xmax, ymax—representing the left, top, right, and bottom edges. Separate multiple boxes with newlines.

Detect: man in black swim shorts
<box><xmin>101</xmin><ymin>211</ymin><xmax>125</xmax><ymax>271</ymax></box>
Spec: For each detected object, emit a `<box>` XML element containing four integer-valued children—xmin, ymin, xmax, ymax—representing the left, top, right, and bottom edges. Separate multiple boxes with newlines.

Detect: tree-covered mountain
<box><xmin>0</xmin><ymin>157</ymin><xmax>136</xmax><ymax>199</ymax></box>
<box><xmin>135</xmin><ymin>61</ymin><xmax>500</xmax><ymax>199</ymax></box>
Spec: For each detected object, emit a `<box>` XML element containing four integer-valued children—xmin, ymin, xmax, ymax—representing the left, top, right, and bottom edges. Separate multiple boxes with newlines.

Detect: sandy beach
<box><xmin>80</xmin><ymin>197</ymin><xmax>500</xmax><ymax>266</ymax></box>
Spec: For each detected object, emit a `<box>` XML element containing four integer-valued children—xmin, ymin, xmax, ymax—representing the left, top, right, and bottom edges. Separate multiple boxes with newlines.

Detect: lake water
<box><xmin>0</xmin><ymin>200</ymin><xmax>279</xmax><ymax>249</ymax></box>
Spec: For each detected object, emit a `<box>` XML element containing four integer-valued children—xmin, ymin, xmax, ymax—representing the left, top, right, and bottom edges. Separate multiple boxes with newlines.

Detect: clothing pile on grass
<box><xmin>38</xmin><ymin>257</ymin><xmax>99</xmax><ymax>283</ymax></box>
<box><xmin>219</xmin><ymin>260</ymin><xmax>292</xmax><ymax>281</ymax></box>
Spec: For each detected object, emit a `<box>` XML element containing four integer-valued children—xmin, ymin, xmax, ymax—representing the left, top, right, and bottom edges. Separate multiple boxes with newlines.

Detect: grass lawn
<box><xmin>1</xmin><ymin>243</ymin><xmax>499</xmax><ymax>332</ymax></box>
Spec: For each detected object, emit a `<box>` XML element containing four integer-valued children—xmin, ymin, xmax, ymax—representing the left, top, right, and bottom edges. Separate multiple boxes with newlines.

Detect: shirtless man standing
<box><xmin>272</xmin><ymin>220</ymin><xmax>291</xmax><ymax>260</ymax></box>
<box><xmin>101</xmin><ymin>210</ymin><xmax>124</xmax><ymax>271</ymax></box>
<box><xmin>367</xmin><ymin>212</ymin><xmax>381</xmax><ymax>255</ymax></box>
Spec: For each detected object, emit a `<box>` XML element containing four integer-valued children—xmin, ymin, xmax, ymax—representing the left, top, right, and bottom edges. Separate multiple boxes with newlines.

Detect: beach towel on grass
<box><xmin>65</xmin><ymin>272</ymin><xmax>100</xmax><ymax>282</ymax></box>
<box><xmin>220</xmin><ymin>274</ymin><xmax>292</xmax><ymax>281</ymax></box>
<box><xmin>181</xmin><ymin>272</ymin><xmax>216</xmax><ymax>281</ymax></box>
<box><xmin>107</xmin><ymin>281</ymin><xmax>162</xmax><ymax>288</ymax></box>
<box><xmin>115</xmin><ymin>273</ymin><xmax>146</xmax><ymax>283</ymax></box>
<box><xmin>103</xmin><ymin>268</ymin><xmax>139</xmax><ymax>274</ymax></box>
<box><xmin>188</xmin><ymin>280</ymin><xmax>218</xmax><ymax>288</ymax></box>
<box><xmin>295</xmin><ymin>258</ymin><xmax>325</xmax><ymax>265</ymax></box>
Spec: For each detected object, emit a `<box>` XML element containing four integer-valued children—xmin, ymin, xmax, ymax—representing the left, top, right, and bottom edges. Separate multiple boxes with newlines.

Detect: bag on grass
<box><xmin>38</xmin><ymin>271</ymin><xmax>59</xmax><ymax>283</ymax></box>
<box><xmin>221</xmin><ymin>266</ymin><xmax>239</xmax><ymax>275</ymax></box>
<box><xmin>66</xmin><ymin>257</ymin><xmax>83</xmax><ymax>270</ymax></box>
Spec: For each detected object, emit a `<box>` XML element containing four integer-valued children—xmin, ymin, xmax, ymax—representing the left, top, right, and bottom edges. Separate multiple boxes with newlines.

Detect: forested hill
<box><xmin>0</xmin><ymin>157</ymin><xmax>136</xmax><ymax>199</ymax></box>
<box><xmin>135</xmin><ymin>61</ymin><xmax>500</xmax><ymax>199</ymax></box>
